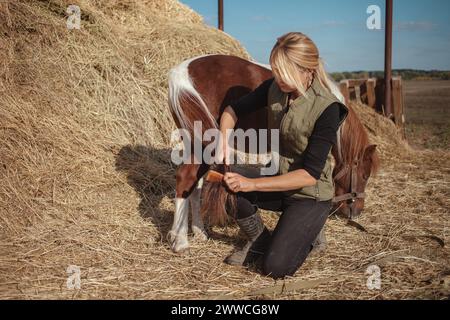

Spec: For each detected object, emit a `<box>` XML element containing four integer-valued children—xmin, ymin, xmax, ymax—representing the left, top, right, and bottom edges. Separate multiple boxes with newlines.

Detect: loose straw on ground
<box><xmin>0</xmin><ymin>0</ymin><xmax>448</xmax><ymax>300</ymax></box>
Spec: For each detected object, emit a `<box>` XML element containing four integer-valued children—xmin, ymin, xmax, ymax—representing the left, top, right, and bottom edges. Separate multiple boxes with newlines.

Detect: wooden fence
<box><xmin>339</xmin><ymin>77</ymin><xmax>406</xmax><ymax>137</ymax></box>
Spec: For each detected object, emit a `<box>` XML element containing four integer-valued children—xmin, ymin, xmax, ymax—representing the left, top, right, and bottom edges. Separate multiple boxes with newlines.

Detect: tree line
<box><xmin>330</xmin><ymin>70</ymin><xmax>450</xmax><ymax>81</ymax></box>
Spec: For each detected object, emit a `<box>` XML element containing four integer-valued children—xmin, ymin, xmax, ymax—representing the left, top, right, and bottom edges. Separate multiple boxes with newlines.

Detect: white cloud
<box><xmin>203</xmin><ymin>14</ymin><xmax>217</xmax><ymax>24</ymax></box>
<box><xmin>250</xmin><ymin>15</ymin><xmax>272</xmax><ymax>22</ymax></box>
<box><xmin>321</xmin><ymin>20</ymin><xmax>347</xmax><ymax>28</ymax></box>
<box><xmin>395</xmin><ymin>21</ymin><xmax>437</xmax><ymax>31</ymax></box>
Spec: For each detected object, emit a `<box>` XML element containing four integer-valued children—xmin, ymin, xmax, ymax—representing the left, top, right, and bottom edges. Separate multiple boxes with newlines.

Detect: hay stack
<box><xmin>0</xmin><ymin>0</ymin><xmax>448</xmax><ymax>299</ymax></box>
<box><xmin>0</xmin><ymin>0</ymin><xmax>247</xmax><ymax>298</ymax></box>
<box><xmin>0</xmin><ymin>0</ymin><xmax>248</xmax><ymax>235</ymax></box>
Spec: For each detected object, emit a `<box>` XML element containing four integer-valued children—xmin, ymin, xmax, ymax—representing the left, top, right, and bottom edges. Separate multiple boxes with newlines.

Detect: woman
<box><xmin>218</xmin><ymin>32</ymin><xmax>348</xmax><ymax>279</ymax></box>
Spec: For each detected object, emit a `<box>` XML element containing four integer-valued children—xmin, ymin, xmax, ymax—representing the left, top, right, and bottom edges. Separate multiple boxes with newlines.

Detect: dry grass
<box><xmin>0</xmin><ymin>0</ymin><xmax>448</xmax><ymax>300</ymax></box>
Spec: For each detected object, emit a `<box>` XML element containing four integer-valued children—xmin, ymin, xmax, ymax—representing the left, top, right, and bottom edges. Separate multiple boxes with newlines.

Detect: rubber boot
<box><xmin>224</xmin><ymin>212</ymin><xmax>271</xmax><ymax>266</ymax></box>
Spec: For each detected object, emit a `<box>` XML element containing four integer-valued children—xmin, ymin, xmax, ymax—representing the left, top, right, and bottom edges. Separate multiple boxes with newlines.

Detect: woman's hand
<box><xmin>223</xmin><ymin>172</ymin><xmax>256</xmax><ymax>193</ymax></box>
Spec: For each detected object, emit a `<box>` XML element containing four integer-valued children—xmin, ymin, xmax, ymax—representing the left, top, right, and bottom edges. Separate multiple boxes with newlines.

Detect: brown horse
<box><xmin>167</xmin><ymin>54</ymin><xmax>379</xmax><ymax>253</ymax></box>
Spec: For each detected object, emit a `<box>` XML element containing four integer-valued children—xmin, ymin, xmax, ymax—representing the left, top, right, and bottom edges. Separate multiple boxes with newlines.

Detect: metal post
<box><xmin>218</xmin><ymin>0</ymin><xmax>224</xmax><ymax>31</ymax></box>
<box><xmin>384</xmin><ymin>0</ymin><xmax>393</xmax><ymax>118</ymax></box>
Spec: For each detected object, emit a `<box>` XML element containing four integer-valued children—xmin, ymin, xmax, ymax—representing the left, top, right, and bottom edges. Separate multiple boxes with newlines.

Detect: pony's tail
<box><xmin>201</xmin><ymin>164</ymin><xmax>237</xmax><ymax>227</ymax></box>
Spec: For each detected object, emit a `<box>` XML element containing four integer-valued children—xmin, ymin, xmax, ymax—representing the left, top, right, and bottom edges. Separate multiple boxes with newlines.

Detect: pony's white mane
<box><xmin>326</xmin><ymin>77</ymin><xmax>346</xmax><ymax>163</ymax></box>
<box><xmin>336</xmin><ymin>122</ymin><xmax>345</xmax><ymax>163</ymax></box>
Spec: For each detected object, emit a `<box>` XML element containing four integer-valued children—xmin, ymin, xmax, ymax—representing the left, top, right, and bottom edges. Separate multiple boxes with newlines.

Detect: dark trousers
<box><xmin>229</xmin><ymin>165</ymin><xmax>332</xmax><ymax>279</ymax></box>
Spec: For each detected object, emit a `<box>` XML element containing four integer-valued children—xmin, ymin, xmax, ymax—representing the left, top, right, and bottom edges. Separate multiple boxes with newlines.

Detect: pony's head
<box><xmin>333</xmin><ymin>144</ymin><xmax>379</xmax><ymax>219</ymax></box>
<box><xmin>332</xmin><ymin>106</ymin><xmax>380</xmax><ymax>219</ymax></box>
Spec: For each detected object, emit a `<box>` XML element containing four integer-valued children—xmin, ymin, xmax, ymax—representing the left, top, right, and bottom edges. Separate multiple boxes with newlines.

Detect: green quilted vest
<box><xmin>267</xmin><ymin>77</ymin><xmax>348</xmax><ymax>201</ymax></box>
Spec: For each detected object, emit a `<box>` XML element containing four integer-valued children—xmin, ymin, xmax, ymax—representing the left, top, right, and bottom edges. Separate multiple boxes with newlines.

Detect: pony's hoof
<box><xmin>167</xmin><ymin>231</ymin><xmax>190</xmax><ymax>253</ymax></box>
<box><xmin>173</xmin><ymin>242</ymin><xmax>190</xmax><ymax>254</ymax></box>
<box><xmin>192</xmin><ymin>227</ymin><xmax>208</xmax><ymax>242</ymax></box>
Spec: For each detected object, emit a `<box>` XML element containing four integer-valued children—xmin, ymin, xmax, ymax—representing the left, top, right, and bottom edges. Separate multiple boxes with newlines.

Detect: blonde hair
<box><xmin>269</xmin><ymin>32</ymin><xmax>336</xmax><ymax>99</ymax></box>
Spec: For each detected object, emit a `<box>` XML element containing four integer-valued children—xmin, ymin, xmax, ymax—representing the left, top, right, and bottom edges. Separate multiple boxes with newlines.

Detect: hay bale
<box><xmin>0</xmin><ymin>0</ymin><xmax>248</xmax><ymax>298</ymax></box>
<box><xmin>0</xmin><ymin>0</ymin><xmax>448</xmax><ymax>300</ymax></box>
<box><xmin>350</xmin><ymin>102</ymin><xmax>411</xmax><ymax>161</ymax></box>
<box><xmin>0</xmin><ymin>0</ymin><xmax>248</xmax><ymax>230</ymax></box>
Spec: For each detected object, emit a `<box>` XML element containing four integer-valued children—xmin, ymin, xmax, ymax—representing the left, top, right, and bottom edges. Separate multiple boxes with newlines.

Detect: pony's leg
<box><xmin>168</xmin><ymin>163</ymin><xmax>208</xmax><ymax>253</ymax></box>
<box><xmin>168</xmin><ymin>195</ymin><xmax>190</xmax><ymax>253</ymax></box>
<box><xmin>190</xmin><ymin>177</ymin><xmax>208</xmax><ymax>241</ymax></box>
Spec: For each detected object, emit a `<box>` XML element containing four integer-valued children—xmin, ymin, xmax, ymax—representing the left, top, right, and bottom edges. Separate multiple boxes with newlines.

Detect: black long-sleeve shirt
<box><xmin>229</xmin><ymin>78</ymin><xmax>341</xmax><ymax>180</ymax></box>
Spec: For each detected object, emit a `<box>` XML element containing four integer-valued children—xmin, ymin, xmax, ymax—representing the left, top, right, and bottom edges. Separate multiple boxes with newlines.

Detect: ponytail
<box><xmin>315</xmin><ymin>58</ymin><xmax>345</xmax><ymax>103</ymax></box>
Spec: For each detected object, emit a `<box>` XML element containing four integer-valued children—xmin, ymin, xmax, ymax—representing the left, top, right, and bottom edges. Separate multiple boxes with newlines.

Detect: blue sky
<box><xmin>179</xmin><ymin>0</ymin><xmax>450</xmax><ymax>72</ymax></box>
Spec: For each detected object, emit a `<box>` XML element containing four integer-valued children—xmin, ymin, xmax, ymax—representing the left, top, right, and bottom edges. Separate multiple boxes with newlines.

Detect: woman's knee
<box><xmin>261</xmin><ymin>249</ymin><xmax>309</xmax><ymax>279</ymax></box>
<box><xmin>231</xmin><ymin>194</ymin><xmax>257</xmax><ymax>219</ymax></box>
<box><xmin>261</xmin><ymin>254</ymin><xmax>296</xmax><ymax>279</ymax></box>
<box><xmin>262</xmin><ymin>260</ymin><xmax>285</xmax><ymax>279</ymax></box>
